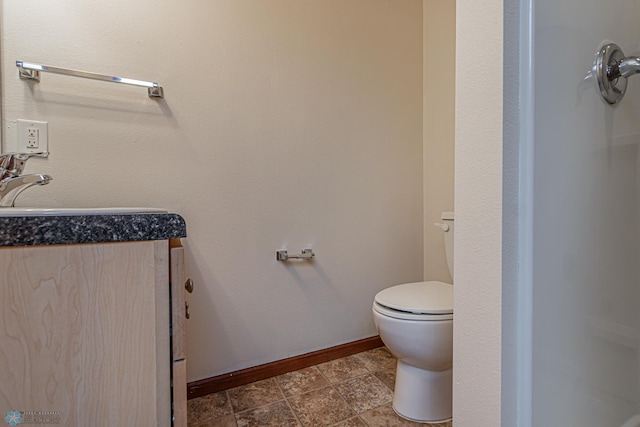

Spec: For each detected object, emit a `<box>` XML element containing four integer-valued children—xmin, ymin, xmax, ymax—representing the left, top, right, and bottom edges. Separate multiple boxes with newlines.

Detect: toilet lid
<box><xmin>374</xmin><ymin>281</ymin><xmax>453</xmax><ymax>315</ymax></box>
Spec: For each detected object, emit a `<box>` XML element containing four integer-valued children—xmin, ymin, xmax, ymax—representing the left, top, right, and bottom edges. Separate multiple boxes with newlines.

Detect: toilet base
<box><xmin>392</xmin><ymin>360</ymin><xmax>452</xmax><ymax>423</ymax></box>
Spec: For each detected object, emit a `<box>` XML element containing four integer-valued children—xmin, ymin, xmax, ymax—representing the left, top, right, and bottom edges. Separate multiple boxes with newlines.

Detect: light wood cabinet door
<box><xmin>170</xmin><ymin>239</ymin><xmax>187</xmax><ymax>427</ymax></box>
<box><xmin>171</xmin><ymin>240</ymin><xmax>186</xmax><ymax>362</ymax></box>
<box><xmin>172</xmin><ymin>360</ymin><xmax>187</xmax><ymax>427</ymax></box>
<box><xmin>0</xmin><ymin>241</ymin><xmax>169</xmax><ymax>427</ymax></box>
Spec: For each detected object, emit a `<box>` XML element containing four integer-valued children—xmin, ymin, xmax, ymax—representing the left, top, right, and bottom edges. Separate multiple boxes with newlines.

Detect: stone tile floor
<box><xmin>188</xmin><ymin>347</ymin><xmax>453</xmax><ymax>427</ymax></box>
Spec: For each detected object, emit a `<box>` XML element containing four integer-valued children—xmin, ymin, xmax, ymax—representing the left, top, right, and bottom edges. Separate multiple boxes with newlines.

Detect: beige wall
<box><xmin>423</xmin><ymin>0</ymin><xmax>455</xmax><ymax>282</ymax></box>
<box><xmin>454</xmin><ymin>0</ymin><xmax>504</xmax><ymax>424</ymax></box>
<box><xmin>1</xmin><ymin>1</ymin><xmax>424</xmax><ymax>382</ymax></box>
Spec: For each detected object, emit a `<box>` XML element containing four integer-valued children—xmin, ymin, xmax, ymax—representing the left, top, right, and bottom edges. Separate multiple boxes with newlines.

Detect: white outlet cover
<box><xmin>17</xmin><ymin>119</ymin><xmax>48</xmax><ymax>155</ymax></box>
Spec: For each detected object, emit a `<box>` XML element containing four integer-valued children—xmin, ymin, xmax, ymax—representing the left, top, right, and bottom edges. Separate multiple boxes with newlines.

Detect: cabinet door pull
<box><xmin>185</xmin><ymin>301</ymin><xmax>190</xmax><ymax>319</ymax></box>
<box><xmin>185</xmin><ymin>278</ymin><xmax>194</xmax><ymax>293</ymax></box>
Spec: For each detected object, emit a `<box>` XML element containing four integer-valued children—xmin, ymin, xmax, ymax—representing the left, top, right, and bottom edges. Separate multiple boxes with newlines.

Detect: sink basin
<box><xmin>0</xmin><ymin>207</ymin><xmax>168</xmax><ymax>217</ymax></box>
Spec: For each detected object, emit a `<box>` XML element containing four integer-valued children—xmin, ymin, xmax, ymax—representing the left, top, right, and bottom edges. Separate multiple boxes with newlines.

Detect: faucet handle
<box><xmin>0</xmin><ymin>152</ymin><xmax>48</xmax><ymax>180</ymax></box>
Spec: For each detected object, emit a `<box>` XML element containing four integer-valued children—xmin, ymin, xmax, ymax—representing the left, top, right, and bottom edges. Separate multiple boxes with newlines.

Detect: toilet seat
<box><xmin>374</xmin><ymin>281</ymin><xmax>453</xmax><ymax>321</ymax></box>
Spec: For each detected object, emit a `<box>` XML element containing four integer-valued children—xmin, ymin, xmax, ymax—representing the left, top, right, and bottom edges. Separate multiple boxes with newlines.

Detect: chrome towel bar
<box><xmin>276</xmin><ymin>249</ymin><xmax>315</xmax><ymax>261</ymax></box>
<box><xmin>16</xmin><ymin>60</ymin><xmax>164</xmax><ymax>98</ymax></box>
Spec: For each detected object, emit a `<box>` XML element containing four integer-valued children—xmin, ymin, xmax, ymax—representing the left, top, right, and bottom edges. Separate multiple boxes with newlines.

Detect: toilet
<box><xmin>372</xmin><ymin>211</ymin><xmax>454</xmax><ymax>423</ymax></box>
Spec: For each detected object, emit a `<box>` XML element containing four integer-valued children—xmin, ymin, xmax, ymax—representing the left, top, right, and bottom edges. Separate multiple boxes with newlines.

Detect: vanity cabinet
<box><xmin>0</xmin><ymin>237</ymin><xmax>187</xmax><ymax>426</ymax></box>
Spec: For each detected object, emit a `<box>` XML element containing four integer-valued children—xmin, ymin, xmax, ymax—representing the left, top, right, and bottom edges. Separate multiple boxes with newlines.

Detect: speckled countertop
<box><xmin>0</xmin><ymin>213</ymin><xmax>187</xmax><ymax>247</ymax></box>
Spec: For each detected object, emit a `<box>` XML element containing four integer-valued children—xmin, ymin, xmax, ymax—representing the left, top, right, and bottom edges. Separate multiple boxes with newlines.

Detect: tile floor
<box><xmin>188</xmin><ymin>347</ymin><xmax>453</xmax><ymax>427</ymax></box>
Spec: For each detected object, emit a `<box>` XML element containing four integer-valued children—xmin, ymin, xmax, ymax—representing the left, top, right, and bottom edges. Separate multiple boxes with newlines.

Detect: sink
<box><xmin>0</xmin><ymin>207</ymin><xmax>168</xmax><ymax>217</ymax></box>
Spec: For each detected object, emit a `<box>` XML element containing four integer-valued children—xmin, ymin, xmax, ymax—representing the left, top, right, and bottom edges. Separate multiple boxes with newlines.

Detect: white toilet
<box><xmin>372</xmin><ymin>211</ymin><xmax>454</xmax><ymax>423</ymax></box>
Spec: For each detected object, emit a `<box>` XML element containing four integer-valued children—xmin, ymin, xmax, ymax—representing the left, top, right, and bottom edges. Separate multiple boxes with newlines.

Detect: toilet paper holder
<box><xmin>276</xmin><ymin>248</ymin><xmax>315</xmax><ymax>261</ymax></box>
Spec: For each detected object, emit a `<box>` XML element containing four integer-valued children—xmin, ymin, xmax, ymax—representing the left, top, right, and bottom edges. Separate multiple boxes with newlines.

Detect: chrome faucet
<box><xmin>0</xmin><ymin>152</ymin><xmax>52</xmax><ymax>207</ymax></box>
<box><xmin>608</xmin><ymin>56</ymin><xmax>640</xmax><ymax>80</ymax></box>
<box><xmin>595</xmin><ymin>42</ymin><xmax>640</xmax><ymax>104</ymax></box>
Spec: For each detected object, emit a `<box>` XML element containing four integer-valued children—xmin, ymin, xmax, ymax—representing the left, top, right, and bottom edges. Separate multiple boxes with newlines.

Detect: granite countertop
<box><xmin>0</xmin><ymin>213</ymin><xmax>187</xmax><ymax>247</ymax></box>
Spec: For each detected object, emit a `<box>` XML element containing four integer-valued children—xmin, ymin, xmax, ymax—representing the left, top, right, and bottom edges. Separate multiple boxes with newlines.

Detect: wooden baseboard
<box><xmin>187</xmin><ymin>336</ymin><xmax>384</xmax><ymax>399</ymax></box>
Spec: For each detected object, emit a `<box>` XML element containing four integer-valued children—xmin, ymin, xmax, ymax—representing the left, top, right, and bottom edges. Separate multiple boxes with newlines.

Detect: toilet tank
<box><xmin>441</xmin><ymin>212</ymin><xmax>454</xmax><ymax>280</ymax></box>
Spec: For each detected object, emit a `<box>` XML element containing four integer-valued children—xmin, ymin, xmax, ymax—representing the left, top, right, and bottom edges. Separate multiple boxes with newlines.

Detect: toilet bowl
<box><xmin>372</xmin><ymin>212</ymin><xmax>454</xmax><ymax>423</ymax></box>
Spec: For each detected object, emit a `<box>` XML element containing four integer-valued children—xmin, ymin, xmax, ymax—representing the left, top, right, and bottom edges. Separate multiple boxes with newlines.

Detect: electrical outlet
<box><xmin>17</xmin><ymin>120</ymin><xmax>48</xmax><ymax>154</ymax></box>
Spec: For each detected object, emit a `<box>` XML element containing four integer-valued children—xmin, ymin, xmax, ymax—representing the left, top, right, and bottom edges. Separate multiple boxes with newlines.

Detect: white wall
<box><xmin>454</xmin><ymin>0</ymin><xmax>504</xmax><ymax>425</ymax></box>
<box><xmin>528</xmin><ymin>0</ymin><xmax>640</xmax><ymax>425</ymax></box>
<box><xmin>423</xmin><ymin>0</ymin><xmax>455</xmax><ymax>283</ymax></box>
<box><xmin>1</xmin><ymin>0</ymin><xmax>424</xmax><ymax>382</ymax></box>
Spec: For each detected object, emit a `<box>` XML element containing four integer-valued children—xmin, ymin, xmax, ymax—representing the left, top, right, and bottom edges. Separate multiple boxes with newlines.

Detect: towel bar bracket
<box><xmin>148</xmin><ymin>86</ymin><xmax>164</xmax><ymax>98</ymax></box>
<box><xmin>18</xmin><ymin>68</ymin><xmax>40</xmax><ymax>82</ymax></box>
